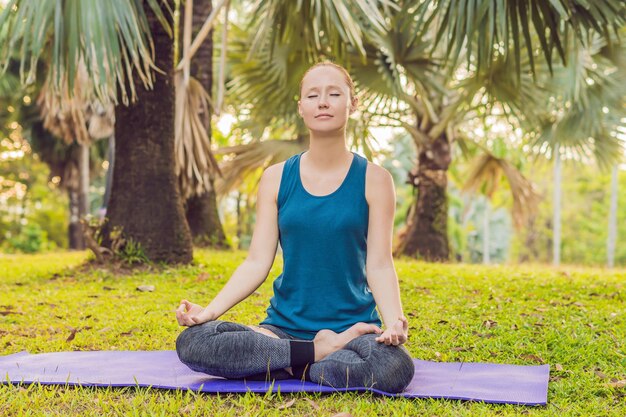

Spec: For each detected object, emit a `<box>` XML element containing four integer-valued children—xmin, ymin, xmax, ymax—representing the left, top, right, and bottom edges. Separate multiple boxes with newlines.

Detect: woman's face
<box><xmin>298</xmin><ymin>66</ymin><xmax>356</xmax><ymax>134</ymax></box>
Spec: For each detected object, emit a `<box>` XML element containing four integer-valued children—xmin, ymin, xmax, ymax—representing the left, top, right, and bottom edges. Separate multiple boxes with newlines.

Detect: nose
<box><xmin>318</xmin><ymin>94</ymin><xmax>329</xmax><ymax>108</ymax></box>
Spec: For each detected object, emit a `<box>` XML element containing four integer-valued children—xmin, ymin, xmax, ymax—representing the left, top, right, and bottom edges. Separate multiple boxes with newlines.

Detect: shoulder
<box><xmin>365</xmin><ymin>161</ymin><xmax>394</xmax><ymax>191</ymax></box>
<box><xmin>365</xmin><ymin>161</ymin><xmax>395</xmax><ymax>205</ymax></box>
<box><xmin>259</xmin><ymin>161</ymin><xmax>287</xmax><ymax>202</ymax></box>
<box><xmin>263</xmin><ymin>160</ymin><xmax>287</xmax><ymax>180</ymax></box>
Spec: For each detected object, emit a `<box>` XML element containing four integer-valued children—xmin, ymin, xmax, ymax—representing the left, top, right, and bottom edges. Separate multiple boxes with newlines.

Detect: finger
<box><xmin>193</xmin><ymin>308</ymin><xmax>211</xmax><ymax>324</ymax></box>
<box><xmin>176</xmin><ymin>308</ymin><xmax>187</xmax><ymax>325</ymax></box>
<box><xmin>391</xmin><ymin>333</ymin><xmax>399</xmax><ymax>345</ymax></box>
<box><xmin>400</xmin><ymin>316</ymin><xmax>409</xmax><ymax>331</ymax></box>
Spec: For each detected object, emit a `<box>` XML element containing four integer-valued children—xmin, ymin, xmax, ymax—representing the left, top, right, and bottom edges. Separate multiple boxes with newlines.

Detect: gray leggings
<box><xmin>176</xmin><ymin>320</ymin><xmax>415</xmax><ymax>393</ymax></box>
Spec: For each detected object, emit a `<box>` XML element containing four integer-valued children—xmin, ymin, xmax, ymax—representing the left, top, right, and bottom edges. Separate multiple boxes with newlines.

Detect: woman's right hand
<box><xmin>176</xmin><ymin>299</ymin><xmax>215</xmax><ymax>326</ymax></box>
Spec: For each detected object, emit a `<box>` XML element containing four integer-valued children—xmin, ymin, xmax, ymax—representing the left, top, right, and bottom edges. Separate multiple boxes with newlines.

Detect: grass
<box><xmin>0</xmin><ymin>250</ymin><xmax>624</xmax><ymax>416</ymax></box>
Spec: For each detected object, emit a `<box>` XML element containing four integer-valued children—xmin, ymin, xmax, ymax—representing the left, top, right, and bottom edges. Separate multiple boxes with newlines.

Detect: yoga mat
<box><xmin>0</xmin><ymin>351</ymin><xmax>549</xmax><ymax>405</ymax></box>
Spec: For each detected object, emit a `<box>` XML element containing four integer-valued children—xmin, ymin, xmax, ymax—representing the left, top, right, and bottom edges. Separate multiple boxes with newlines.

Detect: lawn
<box><xmin>1</xmin><ymin>250</ymin><xmax>624</xmax><ymax>416</ymax></box>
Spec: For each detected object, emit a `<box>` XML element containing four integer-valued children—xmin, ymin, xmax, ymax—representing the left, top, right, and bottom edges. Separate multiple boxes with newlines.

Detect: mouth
<box><xmin>315</xmin><ymin>114</ymin><xmax>333</xmax><ymax>118</ymax></box>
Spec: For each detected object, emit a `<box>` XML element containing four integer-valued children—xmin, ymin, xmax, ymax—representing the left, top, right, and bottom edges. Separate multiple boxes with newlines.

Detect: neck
<box><xmin>304</xmin><ymin>132</ymin><xmax>351</xmax><ymax>168</ymax></box>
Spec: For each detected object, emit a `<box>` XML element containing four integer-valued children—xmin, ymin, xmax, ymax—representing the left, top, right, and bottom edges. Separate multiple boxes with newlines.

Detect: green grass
<box><xmin>1</xmin><ymin>250</ymin><xmax>624</xmax><ymax>416</ymax></box>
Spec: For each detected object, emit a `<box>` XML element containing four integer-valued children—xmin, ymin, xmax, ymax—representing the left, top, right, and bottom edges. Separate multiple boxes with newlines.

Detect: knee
<box><xmin>175</xmin><ymin>327</ymin><xmax>194</xmax><ymax>364</ymax></box>
<box><xmin>378</xmin><ymin>345</ymin><xmax>414</xmax><ymax>393</ymax></box>
<box><xmin>338</xmin><ymin>335</ymin><xmax>415</xmax><ymax>393</ymax></box>
<box><xmin>175</xmin><ymin>321</ymin><xmax>222</xmax><ymax>365</ymax></box>
<box><xmin>366</xmin><ymin>342</ymin><xmax>414</xmax><ymax>394</ymax></box>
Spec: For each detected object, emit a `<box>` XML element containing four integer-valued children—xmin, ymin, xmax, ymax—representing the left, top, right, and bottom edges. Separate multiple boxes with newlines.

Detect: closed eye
<box><xmin>307</xmin><ymin>94</ymin><xmax>341</xmax><ymax>98</ymax></box>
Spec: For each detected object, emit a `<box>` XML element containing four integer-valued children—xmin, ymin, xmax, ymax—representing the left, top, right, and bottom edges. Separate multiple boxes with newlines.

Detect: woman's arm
<box><xmin>176</xmin><ymin>163</ymin><xmax>283</xmax><ymax>326</ymax></box>
<box><xmin>364</xmin><ymin>164</ymin><xmax>408</xmax><ymax>345</ymax></box>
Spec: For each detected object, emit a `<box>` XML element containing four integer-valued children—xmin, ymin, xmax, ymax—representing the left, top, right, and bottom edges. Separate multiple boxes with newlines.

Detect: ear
<box><xmin>297</xmin><ymin>100</ymin><xmax>303</xmax><ymax>117</ymax></box>
<box><xmin>349</xmin><ymin>96</ymin><xmax>358</xmax><ymax>114</ymax></box>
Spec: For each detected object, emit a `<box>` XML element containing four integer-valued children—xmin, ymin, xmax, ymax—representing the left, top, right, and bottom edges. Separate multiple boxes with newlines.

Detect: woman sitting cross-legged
<box><xmin>175</xmin><ymin>61</ymin><xmax>415</xmax><ymax>394</ymax></box>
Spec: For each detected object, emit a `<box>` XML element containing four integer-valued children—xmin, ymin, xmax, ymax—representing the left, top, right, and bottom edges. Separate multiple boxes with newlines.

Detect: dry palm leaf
<box><xmin>174</xmin><ymin>72</ymin><xmax>221</xmax><ymax>199</ymax></box>
<box><xmin>174</xmin><ymin>0</ymin><xmax>230</xmax><ymax>199</ymax></box>
<box><xmin>215</xmin><ymin>139</ymin><xmax>306</xmax><ymax>194</ymax></box>
<box><xmin>462</xmin><ymin>152</ymin><xmax>541</xmax><ymax>229</ymax></box>
<box><xmin>37</xmin><ymin>61</ymin><xmax>114</xmax><ymax>145</ymax></box>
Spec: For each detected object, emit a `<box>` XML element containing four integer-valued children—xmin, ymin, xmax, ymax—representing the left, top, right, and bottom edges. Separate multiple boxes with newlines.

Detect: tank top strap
<box><xmin>342</xmin><ymin>152</ymin><xmax>368</xmax><ymax>201</ymax></box>
<box><xmin>277</xmin><ymin>152</ymin><xmax>303</xmax><ymax>209</ymax></box>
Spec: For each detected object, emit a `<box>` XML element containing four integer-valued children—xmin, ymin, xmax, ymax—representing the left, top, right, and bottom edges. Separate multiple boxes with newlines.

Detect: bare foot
<box><xmin>313</xmin><ymin>322</ymin><xmax>381</xmax><ymax>362</ymax></box>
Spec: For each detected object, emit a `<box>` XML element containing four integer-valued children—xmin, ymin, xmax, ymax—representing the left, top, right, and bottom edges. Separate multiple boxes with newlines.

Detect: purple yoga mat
<box><xmin>0</xmin><ymin>351</ymin><xmax>549</xmax><ymax>405</ymax></box>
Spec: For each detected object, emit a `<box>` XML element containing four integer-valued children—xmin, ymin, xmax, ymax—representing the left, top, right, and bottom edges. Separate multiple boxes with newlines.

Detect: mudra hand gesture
<box><xmin>375</xmin><ymin>316</ymin><xmax>409</xmax><ymax>346</ymax></box>
<box><xmin>176</xmin><ymin>300</ymin><xmax>213</xmax><ymax>327</ymax></box>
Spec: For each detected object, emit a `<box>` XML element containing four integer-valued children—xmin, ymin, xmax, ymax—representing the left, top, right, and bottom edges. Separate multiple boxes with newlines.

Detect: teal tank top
<box><xmin>260</xmin><ymin>151</ymin><xmax>382</xmax><ymax>340</ymax></box>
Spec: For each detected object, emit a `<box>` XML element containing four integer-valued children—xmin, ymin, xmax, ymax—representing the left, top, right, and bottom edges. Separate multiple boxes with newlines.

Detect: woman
<box><xmin>175</xmin><ymin>62</ymin><xmax>415</xmax><ymax>393</ymax></box>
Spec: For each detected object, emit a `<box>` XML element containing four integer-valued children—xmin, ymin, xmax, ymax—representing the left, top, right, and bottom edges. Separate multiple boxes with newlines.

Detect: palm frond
<box><xmin>526</xmin><ymin>30</ymin><xmax>626</xmax><ymax>171</ymax></box>
<box><xmin>462</xmin><ymin>150</ymin><xmax>541</xmax><ymax>230</ymax></box>
<box><xmin>0</xmin><ymin>0</ymin><xmax>172</xmax><ymax>105</ymax></box>
<box><xmin>215</xmin><ymin>139</ymin><xmax>306</xmax><ymax>194</ymax></box>
<box><xmin>348</xmin><ymin>5</ymin><xmax>446</xmax><ymax>119</ymax></box>
<box><xmin>37</xmin><ymin>61</ymin><xmax>114</xmax><ymax>145</ymax></box>
<box><xmin>420</xmin><ymin>0</ymin><xmax>626</xmax><ymax>79</ymax></box>
<box><xmin>224</xmin><ymin>23</ymin><xmax>312</xmax><ymax>132</ymax></box>
<box><xmin>174</xmin><ymin>72</ymin><xmax>221</xmax><ymax>199</ymax></box>
<box><xmin>246</xmin><ymin>0</ymin><xmax>395</xmax><ymax>59</ymax></box>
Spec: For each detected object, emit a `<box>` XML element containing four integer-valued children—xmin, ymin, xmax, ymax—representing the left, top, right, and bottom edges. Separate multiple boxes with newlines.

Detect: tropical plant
<box><xmin>219</xmin><ymin>0</ymin><xmax>625</xmax><ymax>262</ymax></box>
<box><xmin>524</xmin><ymin>30</ymin><xmax>626</xmax><ymax>266</ymax></box>
<box><xmin>0</xmin><ymin>55</ymin><xmax>109</xmax><ymax>249</ymax></box>
<box><xmin>176</xmin><ymin>0</ymin><xmax>228</xmax><ymax>248</ymax></box>
<box><xmin>461</xmin><ymin>138</ymin><xmax>541</xmax><ymax>264</ymax></box>
<box><xmin>0</xmin><ymin>0</ymin><xmax>195</xmax><ymax>263</ymax></box>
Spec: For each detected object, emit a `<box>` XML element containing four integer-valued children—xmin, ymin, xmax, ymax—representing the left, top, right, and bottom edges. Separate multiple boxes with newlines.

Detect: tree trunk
<box><xmin>236</xmin><ymin>191</ymin><xmax>243</xmax><ymax>248</ymax></box>
<box><xmin>482</xmin><ymin>198</ymin><xmax>490</xmax><ymax>264</ymax></box>
<box><xmin>607</xmin><ymin>163</ymin><xmax>618</xmax><ymax>268</ymax></box>
<box><xmin>552</xmin><ymin>144</ymin><xmax>561</xmax><ymax>266</ymax></box>
<box><xmin>100</xmin><ymin>135</ymin><xmax>115</xmax><ymax>216</ymax></box>
<box><xmin>68</xmin><ymin>187</ymin><xmax>83</xmax><ymax>249</ymax></box>
<box><xmin>102</xmin><ymin>0</ymin><xmax>193</xmax><ymax>263</ymax></box>
<box><xmin>186</xmin><ymin>181</ymin><xmax>227</xmax><ymax>248</ymax></box>
<box><xmin>396</xmin><ymin>133</ymin><xmax>451</xmax><ymax>261</ymax></box>
<box><xmin>183</xmin><ymin>0</ymin><xmax>228</xmax><ymax>248</ymax></box>
<box><xmin>78</xmin><ymin>143</ymin><xmax>90</xmax><ymax>216</ymax></box>
<box><xmin>518</xmin><ymin>213</ymin><xmax>540</xmax><ymax>262</ymax></box>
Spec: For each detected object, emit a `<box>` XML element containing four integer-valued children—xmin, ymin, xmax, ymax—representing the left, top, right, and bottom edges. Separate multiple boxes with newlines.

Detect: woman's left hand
<box><xmin>375</xmin><ymin>316</ymin><xmax>409</xmax><ymax>346</ymax></box>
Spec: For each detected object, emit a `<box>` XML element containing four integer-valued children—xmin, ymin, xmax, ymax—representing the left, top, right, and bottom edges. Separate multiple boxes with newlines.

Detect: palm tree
<box><xmin>102</xmin><ymin>1</ymin><xmax>193</xmax><ymax>263</ymax></box>
<box><xmin>221</xmin><ymin>0</ymin><xmax>625</xmax><ymax>262</ymax></box>
<box><xmin>0</xmin><ymin>57</ymin><xmax>109</xmax><ymax>249</ymax></box>
<box><xmin>36</xmin><ymin>65</ymin><xmax>115</xmax><ymax>249</ymax></box>
<box><xmin>178</xmin><ymin>0</ymin><xmax>228</xmax><ymax>248</ymax></box>
<box><xmin>461</xmin><ymin>140</ymin><xmax>541</xmax><ymax>264</ymax></box>
<box><xmin>1</xmin><ymin>0</ymin><xmax>194</xmax><ymax>263</ymax></box>
<box><xmin>525</xmin><ymin>31</ymin><xmax>626</xmax><ymax>266</ymax></box>
<box><xmin>6</xmin><ymin>0</ymin><xmax>622</xmax><ymax>262</ymax></box>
